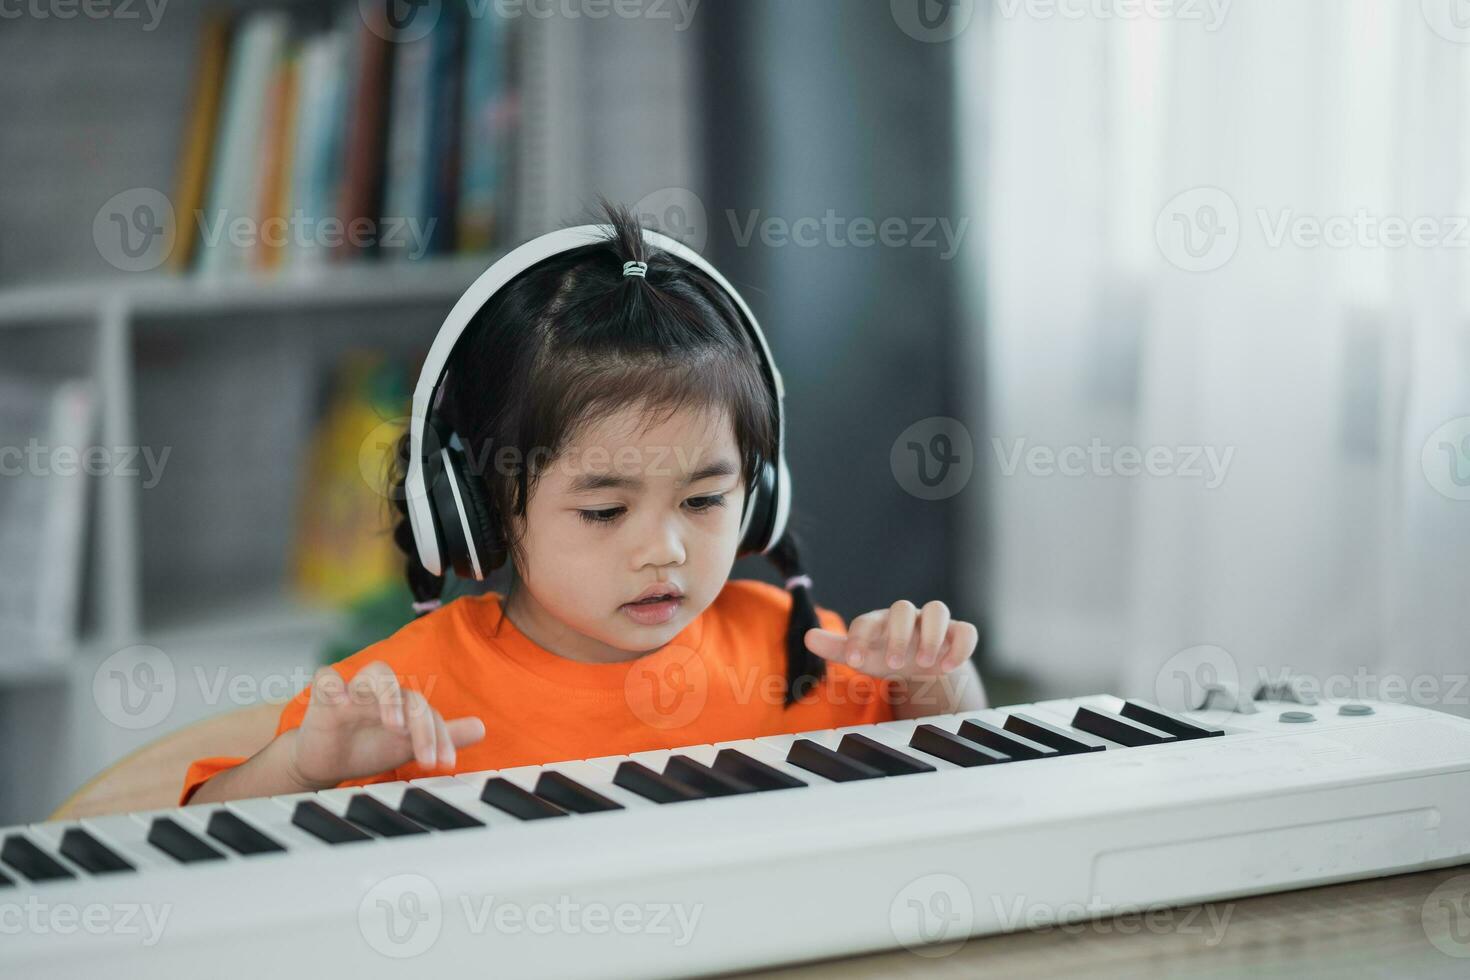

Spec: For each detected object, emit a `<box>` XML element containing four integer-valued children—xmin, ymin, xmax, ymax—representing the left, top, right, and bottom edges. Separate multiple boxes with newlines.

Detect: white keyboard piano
<box><xmin>5</xmin><ymin>694</ymin><xmax>1469</xmax><ymax>978</ymax></box>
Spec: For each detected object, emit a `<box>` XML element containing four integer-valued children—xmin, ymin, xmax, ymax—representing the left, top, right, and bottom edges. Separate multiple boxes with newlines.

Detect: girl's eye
<box><xmin>685</xmin><ymin>494</ymin><xmax>727</xmax><ymax>513</ymax></box>
<box><xmin>578</xmin><ymin>507</ymin><xmax>625</xmax><ymax>525</ymax></box>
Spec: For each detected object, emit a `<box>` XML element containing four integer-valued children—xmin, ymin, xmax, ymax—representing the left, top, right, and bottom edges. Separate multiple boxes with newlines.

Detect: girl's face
<box><xmin>505</xmin><ymin>401</ymin><xmax>747</xmax><ymax>662</ymax></box>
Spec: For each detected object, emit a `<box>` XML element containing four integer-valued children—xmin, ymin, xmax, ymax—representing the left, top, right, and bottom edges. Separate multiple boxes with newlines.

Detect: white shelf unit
<box><xmin>1</xmin><ymin>257</ymin><xmax>495</xmax><ymax>670</ymax></box>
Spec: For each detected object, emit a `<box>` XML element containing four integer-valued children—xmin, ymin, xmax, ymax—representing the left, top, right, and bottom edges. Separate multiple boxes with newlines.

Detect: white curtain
<box><xmin>962</xmin><ymin>0</ymin><xmax>1470</xmax><ymax>715</ymax></box>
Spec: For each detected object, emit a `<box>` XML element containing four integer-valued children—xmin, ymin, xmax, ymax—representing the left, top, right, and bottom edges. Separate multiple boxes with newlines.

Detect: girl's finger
<box><xmin>405</xmin><ymin>690</ymin><xmax>437</xmax><ymax>768</ymax></box>
<box><xmin>916</xmin><ymin>601</ymin><xmax>950</xmax><ymax>669</ymax></box>
<box><xmin>446</xmin><ymin>716</ymin><xmax>487</xmax><ymax>749</ymax></box>
<box><xmin>803</xmin><ymin>627</ymin><xmax>848</xmax><ymax>662</ymax></box>
<box><xmin>350</xmin><ymin>662</ymin><xmax>405</xmax><ymax>730</ymax></box>
<box><xmin>432</xmin><ymin>710</ymin><xmax>455</xmax><ymax>770</ymax></box>
<box><xmin>884</xmin><ymin>600</ymin><xmax>918</xmax><ymax>670</ymax></box>
<box><xmin>309</xmin><ymin>666</ymin><xmax>347</xmax><ymax>710</ymax></box>
<box><xmin>844</xmin><ymin>613</ymin><xmax>885</xmax><ymax>670</ymax></box>
<box><xmin>939</xmin><ymin>621</ymin><xmax>979</xmax><ymax>672</ymax></box>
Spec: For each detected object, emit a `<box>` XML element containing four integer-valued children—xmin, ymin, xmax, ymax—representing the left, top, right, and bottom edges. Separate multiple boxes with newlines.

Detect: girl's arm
<box><xmin>804</xmin><ymin>599</ymin><xmax>987</xmax><ymax>720</ymax></box>
<box><xmin>186</xmin><ymin>661</ymin><xmax>485</xmax><ymax>805</ymax></box>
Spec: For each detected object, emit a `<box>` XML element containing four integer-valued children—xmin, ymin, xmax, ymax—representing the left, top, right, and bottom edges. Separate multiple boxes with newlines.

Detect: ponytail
<box><xmin>389</xmin><ymin>429</ymin><xmax>447</xmax><ymax>614</ymax></box>
<box><xmin>765</xmin><ymin>528</ymin><xmax>827</xmax><ymax>706</ymax></box>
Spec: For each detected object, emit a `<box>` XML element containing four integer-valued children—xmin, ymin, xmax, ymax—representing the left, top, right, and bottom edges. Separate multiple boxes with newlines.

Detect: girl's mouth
<box><xmin>621</xmin><ymin>595</ymin><xmax>683</xmax><ymax>626</ymax></box>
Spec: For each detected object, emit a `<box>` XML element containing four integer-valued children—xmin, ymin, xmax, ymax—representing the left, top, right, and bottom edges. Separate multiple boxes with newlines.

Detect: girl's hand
<box><xmin>284</xmin><ymin>661</ymin><xmax>487</xmax><ymax>791</ymax></box>
<box><xmin>803</xmin><ymin>600</ymin><xmax>979</xmax><ymax>685</ymax></box>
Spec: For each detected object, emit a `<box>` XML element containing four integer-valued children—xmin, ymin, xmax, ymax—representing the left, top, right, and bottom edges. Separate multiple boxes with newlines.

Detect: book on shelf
<box><xmin>0</xmin><ymin>376</ymin><xmax>96</xmax><ymax>664</ymax></box>
<box><xmin>173</xmin><ymin>1</ymin><xmax>522</xmax><ymax>277</ymax></box>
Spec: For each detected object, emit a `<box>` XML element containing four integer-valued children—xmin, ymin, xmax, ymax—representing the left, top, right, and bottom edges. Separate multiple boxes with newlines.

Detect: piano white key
<box><xmin>2</xmin><ymin>827</ymin><xmax>86</xmax><ymax>881</ymax></box>
<box><xmin>754</xmin><ymin>729</ymin><xmax>838</xmax><ymax>754</ymax></box>
<box><xmin>225</xmin><ymin>797</ymin><xmax>343</xmax><ymax>851</ymax></box>
<box><xmin>378</xmin><ymin>778</ymin><xmax>511</xmax><ymax>825</ymax></box>
<box><xmin>707</xmin><ymin>738</ymin><xmax>836</xmax><ymax>786</ymax></box>
<box><xmin>831</xmin><ymin>723</ymin><xmax>963</xmax><ymax>771</ymax></box>
<box><xmin>77</xmin><ymin>814</ymin><xmax>172</xmax><ymax>870</ymax></box>
<box><xmin>498</xmin><ymin>761</ymin><xmax>656</xmax><ymax>811</ymax></box>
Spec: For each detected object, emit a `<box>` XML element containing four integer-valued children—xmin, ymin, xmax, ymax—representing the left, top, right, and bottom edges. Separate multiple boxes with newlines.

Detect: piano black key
<box><xmin>612</xmin><ymin>761</ymin><xmax>704</xmax><ymax>804</ymax></box>
<box><xmin>400</xmin><ymin>788</ymin><xmax>485</xmax><ymax>830</ymax></box>
<box><xmin>909</xmin><ymin>724</ymin><xmax>1010</xmax><ymax>767</ymax></box>
<box><xmin>206</xmin><ymin>810</ymin><xmax>287</xmax><ymax>856</ymax></box>
<box><xmin>712</xmin><ymin>748</ymin><xmax>807</xmax><ymax>790</ymax></box>
<box><xmin>0</xmin><ymin>866</ymin><xmax>12</xmax><ymax>887</ymax></box>
<box><xmin>345</xmin><ymin>794</ymin><xmax>429</xmax><ymax>837</ymax></box>
<box><xmin>292</xmin><ymin>800</ymin><xmax>372</xmax><ymax>844</ymax></box>
<box><xmin>1003</xmin><ymin>713</ymin><xmax>1109</xmax><ymax>754</ymax></box>
<box><xmin>664</xmin><ymin>756</ymin><xmax>758</xmax><ymax>797</ymax></box>
<box><xmin>2</xmin><ymin>834</ymin><xmax>75</xmax><ymax>881</ymax></box>
<box><xmin>147</xmin><ymin>817</ymin><xmax>226</xmax><ymax>864</ymax></box>
<box><xmin>480</xmin><ymin>778</ymin><xmax>570</xmax><ymax>820</ymax></box>
<box><xmin>1071</xmin><ymin>706</ymin><xmax>1177</xmax><ymax>747</ymax></box>
<box><xmin>1120</xmin><ymin>700</ymin><xmax>1226</xmax><ymax>739</ymax></box>
<box><xmin>57</xmin><ymin>828</ymin><xmax>135</xmax><ymax>874</ymax></box>
<box><xmin>837</xmin><ymin>733</ymin><xmax>938</xmax><ymax>776</ymax></box>
<box><xmin>956</xmin><ymin>719</ymin><xmax>1059</xmax><ymax>760</ymax></box>
<box><xmin>787</xmin><ymin>739</ymin><xmax>886</xmax><ymax>782</ymax></box>
<box><xmin>533</xmin><ymin>771</ymin><xmax>625</xmax><ymax>813</ymax></box>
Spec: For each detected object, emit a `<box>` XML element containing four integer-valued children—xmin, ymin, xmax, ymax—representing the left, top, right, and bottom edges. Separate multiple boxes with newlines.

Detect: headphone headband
<box><xmin>405</xmin><ymin>224</ymin><xmax>791</xmax><ymax>577</ymax></box>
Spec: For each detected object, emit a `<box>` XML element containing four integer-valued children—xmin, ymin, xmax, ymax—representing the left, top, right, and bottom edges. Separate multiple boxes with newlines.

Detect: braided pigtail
<box><xmin>765</xmin><ymin>528</ymin><xmax>827</xmax><ymax>705</ymax></box>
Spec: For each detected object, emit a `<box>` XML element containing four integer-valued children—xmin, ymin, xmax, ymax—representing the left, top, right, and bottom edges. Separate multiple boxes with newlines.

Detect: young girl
<box><xmin>181</xmin><ymin>203</ymin><xmax>985</xmax><ymax>806</ymax></box>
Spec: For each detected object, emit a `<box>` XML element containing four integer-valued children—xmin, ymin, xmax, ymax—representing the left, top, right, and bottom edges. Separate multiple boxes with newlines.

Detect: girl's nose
<box><xmin>633</xmin><ymin>514</ymin><xmax>686</xmax><ymax>569</ymax></box>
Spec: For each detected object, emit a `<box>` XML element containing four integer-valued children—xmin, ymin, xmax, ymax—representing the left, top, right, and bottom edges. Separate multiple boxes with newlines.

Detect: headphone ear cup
<box><xmin>428</xmin><ymin>446</ymin><xmax>501</xmax><ymax>581</ymax></box>
<box><xmin>739</xmin><ymin>460</ymin><xmax>779</xmax><ymax>556</ymax></box>
<box><xmin>456</xmin><ymin>464</ymin><xmax>506</xmax><ymax>576</ymax></box>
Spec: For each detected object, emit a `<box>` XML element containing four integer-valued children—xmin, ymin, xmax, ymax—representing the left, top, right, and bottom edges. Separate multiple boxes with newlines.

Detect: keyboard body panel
<box><xmin>5</xmin><ymin>696</ymin><xmax>1469</xmax><ymax>978</ymax></box>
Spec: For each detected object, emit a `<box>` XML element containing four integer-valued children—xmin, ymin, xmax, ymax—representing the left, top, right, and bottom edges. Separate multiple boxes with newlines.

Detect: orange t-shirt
<box><xmin>179</xmin><ymin>579</ymin><xmax>895</xmax><ymax>805</ymax></box>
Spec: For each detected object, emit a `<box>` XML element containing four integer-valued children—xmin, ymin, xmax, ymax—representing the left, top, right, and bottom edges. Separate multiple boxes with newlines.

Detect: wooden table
<box><xmin>738</xmin><ymin>867</ymin><xmax>1470</xmax><ymax>979</ymax></box>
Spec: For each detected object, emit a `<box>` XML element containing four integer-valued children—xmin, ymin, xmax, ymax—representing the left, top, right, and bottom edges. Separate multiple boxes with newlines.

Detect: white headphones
<box><xmin>404</xmin><ymin>224</ymin><xmax>793</xmax><ymax>579</ymax></box>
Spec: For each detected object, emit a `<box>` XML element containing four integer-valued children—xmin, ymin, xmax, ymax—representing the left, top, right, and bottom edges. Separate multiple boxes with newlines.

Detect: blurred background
<box><xmin>0</xmin><ymin>0</ymin><xmax>1467</xmax><ymax>824</ymax></box>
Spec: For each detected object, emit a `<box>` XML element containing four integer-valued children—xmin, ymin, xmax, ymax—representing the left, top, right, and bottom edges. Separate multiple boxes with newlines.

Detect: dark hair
<box><xmin>388</xmin><ymin>200</ymin><xmax>826</xmax><ymax>705</ymax></box>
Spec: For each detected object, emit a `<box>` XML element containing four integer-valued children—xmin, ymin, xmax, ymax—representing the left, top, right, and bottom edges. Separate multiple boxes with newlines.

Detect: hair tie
<box><xmin>784</xmin><ymin>574</ymin><xmax>812</xmax><ymax>591</ymax></box>
<box><xmin>411</xmin><ymin>599</ymin><xmax>442</xmax><ymax>613</ymax></box>
<box><xmin>622</xmin><ymin>260</ymin><xmax>648</xmax><ymax>279</ymax></box>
